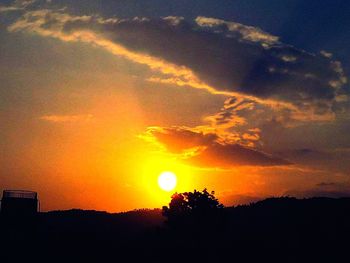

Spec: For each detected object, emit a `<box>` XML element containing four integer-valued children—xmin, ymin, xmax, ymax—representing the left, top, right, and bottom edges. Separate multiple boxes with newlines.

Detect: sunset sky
<box><xmin>1</xmin><ymin>0</ymin><xmax>350</xmax><ymax>212</ymax></box>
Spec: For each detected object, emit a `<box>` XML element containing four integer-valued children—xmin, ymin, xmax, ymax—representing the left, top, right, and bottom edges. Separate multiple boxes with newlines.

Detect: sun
<box><xmin>158</xmin><ymin>171</ymin><xmax>177</xmax><ymax>192</ymax></box>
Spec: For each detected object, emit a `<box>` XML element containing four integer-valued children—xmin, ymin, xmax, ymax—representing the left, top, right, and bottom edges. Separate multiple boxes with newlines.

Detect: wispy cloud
<box><xmin>195</xmin><ymin>16</ymin><xmax>279</xmax><ymax>46</ymax></box>
<box><xmin>0</xmin><ymin>0</ymin><xmax>36</xmax><ymax>13</ymax></box>
<box><xmin>0</xmin><ymin>6</ymin><xmax>22</xmax><ymax>12</ymax></box>
<box><xmin>40</xmin><ymin>114</ymin><xmax>94</xmax><ymax>123</ymax></box>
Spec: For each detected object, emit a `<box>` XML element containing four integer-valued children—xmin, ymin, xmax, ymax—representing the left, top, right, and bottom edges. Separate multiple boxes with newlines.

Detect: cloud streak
<box><xmin>0</xmin><ymin>0</ymin><xmax>36</xmax><ymax>12</ymax></box>
<box><xmin>40</xmin><ymin>114</ymin><xmax>94</xmax><ymax>123</ymax></box>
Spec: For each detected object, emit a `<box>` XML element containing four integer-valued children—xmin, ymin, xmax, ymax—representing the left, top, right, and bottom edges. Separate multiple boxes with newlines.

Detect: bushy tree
<box><xmin>162</xmin><ymin>189</ymin><xmax>224</xmax><ymax>230</ymax></box>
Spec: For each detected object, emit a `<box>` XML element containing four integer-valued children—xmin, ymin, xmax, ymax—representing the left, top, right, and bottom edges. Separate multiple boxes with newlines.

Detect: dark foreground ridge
<box><xmin>1</xmin><ymin>197</ymin><xmax>349</xmax><ymax>263</ymax></box>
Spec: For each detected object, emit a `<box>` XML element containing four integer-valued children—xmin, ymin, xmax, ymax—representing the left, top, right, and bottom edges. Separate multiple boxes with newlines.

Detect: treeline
<box><xmin>1</xmin><ymin>196</ymin><xmax>349</xmax><ymax>262</ymax></box>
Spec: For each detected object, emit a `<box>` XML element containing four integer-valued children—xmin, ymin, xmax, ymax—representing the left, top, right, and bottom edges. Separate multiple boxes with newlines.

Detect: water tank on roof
<box><xmin>1</xmin><ymin>190</ymin><xmax>39</xmax><ymax>216</ymax></box>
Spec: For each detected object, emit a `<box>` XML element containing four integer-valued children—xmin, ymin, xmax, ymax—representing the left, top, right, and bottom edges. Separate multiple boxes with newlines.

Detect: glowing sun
<box><xmin>158</xmin><ymin>171</ymin><xmax>177</xmax><ymax>191</ymax></box>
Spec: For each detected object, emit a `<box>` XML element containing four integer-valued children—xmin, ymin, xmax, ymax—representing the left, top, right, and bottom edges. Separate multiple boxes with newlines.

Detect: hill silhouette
<box><xmin>1</xmin><ymin>197</ymin><xmax>349</xmax><ymax>263</ymax></box>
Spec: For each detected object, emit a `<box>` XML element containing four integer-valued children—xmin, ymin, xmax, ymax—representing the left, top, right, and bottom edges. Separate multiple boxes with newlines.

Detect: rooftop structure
<box><xmin>1</xmin><ymin>190</ymin><xmax>39</xmax><ymax>216</ymax></box>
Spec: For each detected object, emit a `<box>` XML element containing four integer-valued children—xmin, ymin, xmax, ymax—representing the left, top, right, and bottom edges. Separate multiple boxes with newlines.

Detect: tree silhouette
<box><xmin>162</xmin><ymin>189</ymin><xmax>224</xmax><ymax>230</ymax></box>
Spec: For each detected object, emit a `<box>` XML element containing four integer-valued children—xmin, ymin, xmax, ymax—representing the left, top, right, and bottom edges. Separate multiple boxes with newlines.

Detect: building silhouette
<box><xmin>1</xmin><ymin>190</ymin><xmax>39</xmax><ymax>216</ymax></box>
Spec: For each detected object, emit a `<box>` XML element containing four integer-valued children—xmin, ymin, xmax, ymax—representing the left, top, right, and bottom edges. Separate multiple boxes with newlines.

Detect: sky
<box><xmin>1</xmin><ymin>0</ymin><xmax>350</xmax><ymax>212</ymax></box>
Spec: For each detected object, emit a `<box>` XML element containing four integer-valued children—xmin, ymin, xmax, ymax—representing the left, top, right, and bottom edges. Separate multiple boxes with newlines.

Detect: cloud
<box><xmin>97</xmin><ymin>16</ymin><xmax>347</xmax><ymax>120</ymax></box>
<box><xmin>144</xmin><ymin>126</ymin><xmax>290</xmax><ymax>168</ymax></box>
<box><xmin>96</xmin><ymin>15</ymin><xmax>347</xmax><ymax>110</ymax></box>
<box><xmin>148</xmin><ymin>126</ymin><xmax>218</xmax><ymax>153</ymax></box>
<box><xmin>40</xmin><ymin>114</ymin><xmax>94</xmax><ymax>123</ymax></box>
<box><xmin>189</xmin><ymin>142</ymin><xmax>290</xmax><ymax>167</ymax></box>
<box><xmin>0</xmin><ymin>6</ymin><xmax>21</xmax><ymax>12</ymax></box>
<box><xmin>195</xmin><ymin>16</ymin><xmax>279</xmax><ymax>46</ymax></box>
<box><xmin>6</xmin><ymin>9</ymin><xmax>349</xmax><ymax>124</ymax></box>
<box><xmin>320</xmin><ymin>50</ymin><xmax>333</xmax><ymax>58</ymax></box>
<box><xmin>0</xmin><ymin>0</ymin><xmax>36</xmax><ymax>12</ymax></box>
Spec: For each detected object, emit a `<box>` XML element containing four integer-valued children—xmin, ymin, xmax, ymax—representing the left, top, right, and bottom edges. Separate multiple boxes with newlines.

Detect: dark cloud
<box><xmin>149</xmin><ymin>127</ymin><xmax>290</xmax><ymax>167</ymax></box>
<box><xmin>150</xmin><ymin>127</ymin><xmax>218</xmax><ymax>153</ymax></box>
<box><xmin>189</xmin><ymin>142</ymin><xmax>290</xmax><ymax>167</ymax></box>
<box><xmin>60</xmin><ymin>15</ymin><xmax>348</xmax><ymax>115</ymax></box>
